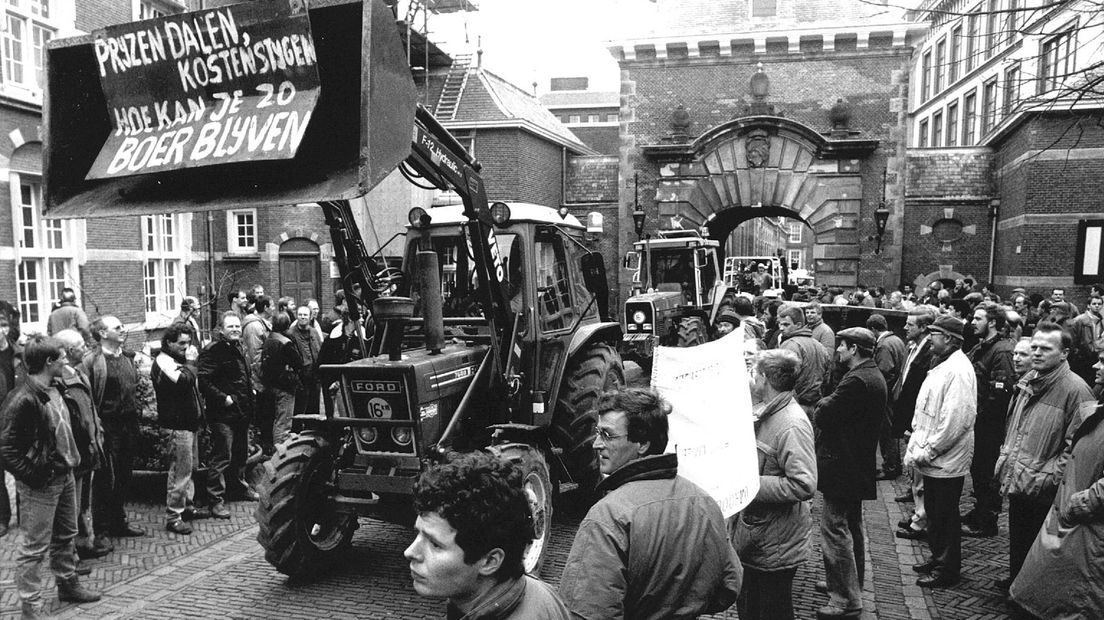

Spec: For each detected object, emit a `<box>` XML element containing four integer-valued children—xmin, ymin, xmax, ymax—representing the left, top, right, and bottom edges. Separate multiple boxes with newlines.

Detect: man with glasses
<box><xmin>82</xmin><ymin>316</ymin><xmax>145</xmax><ymax>542</ymax></box>
<box><xmin>904</xmin><ymin>316</ymin><xmax>976</xmax><ymax>589</ymax></box>
<box><xmin>559</xmin><ymin>387</ymin><xmax>742</xmax><ymax>619</ymax></box>
<box><xmin>0</xmin><ymin>335</ymin><xmax>102</xmax><ymax>617</ymax></box>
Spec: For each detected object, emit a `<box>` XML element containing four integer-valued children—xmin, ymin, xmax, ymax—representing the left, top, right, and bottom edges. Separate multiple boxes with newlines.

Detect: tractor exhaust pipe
<box><xmin>417</xmin><ymin>250</ymin><xmax>445</xmax><ymax>354</ymax></box>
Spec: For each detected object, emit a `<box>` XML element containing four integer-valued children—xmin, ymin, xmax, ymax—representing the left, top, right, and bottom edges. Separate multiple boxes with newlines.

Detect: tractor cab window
<box><xmin>697</xmin><ymin>249</ymin><xmax>717</xmax><ymax>303</ymax></box>
<box><xmin>534</xmin><ymin>227</ymin><xmax>585</xmax><ymax>333</ymax></box>
<box><xmin>650</xmin><ymin>249</ymin><xmax>696</xmax><ymax>302</ymax></box>
<box><xmin>407</xmin><ymin>231</ymin><xmax>519</xmax><ymax>319</ymax></box>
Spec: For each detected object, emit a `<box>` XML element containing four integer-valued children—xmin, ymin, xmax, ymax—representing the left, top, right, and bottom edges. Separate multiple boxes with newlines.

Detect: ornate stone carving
<box><xmin>746</xmin><ymin>130</ymin><xmax>770</xmax><ymax>168</ymax></box>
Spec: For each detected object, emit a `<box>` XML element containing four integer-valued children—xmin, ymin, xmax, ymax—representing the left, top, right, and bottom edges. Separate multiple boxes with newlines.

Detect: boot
<box><xmin>57</xmin><ymin>576</ymin><xmax>102</xmax><ymax>603</ymax></box>
<box><xmin>20</xmin><ymin>600</ymin><xmax>44</xmax><ymax>620</ymax></box>
<box><xmin>91</xmin><ymin>535</ymin><xmax>115</xmax><ymax>554</ymax></box>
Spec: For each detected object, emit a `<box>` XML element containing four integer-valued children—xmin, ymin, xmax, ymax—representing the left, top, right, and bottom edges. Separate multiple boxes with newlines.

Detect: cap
<box><xmin>716</xmin><ymin>309</ymin><xmax>739</xmax><ymax>326</ymax></box>
<box><xmin>928</xmin><ymin>315</ymin><xmax>965</xmax><ymax>339</ymax></box>
<box><xmin>837</xmin><ymin>327</ymin><xmax>877</xmax><ymax>351</ymax></box>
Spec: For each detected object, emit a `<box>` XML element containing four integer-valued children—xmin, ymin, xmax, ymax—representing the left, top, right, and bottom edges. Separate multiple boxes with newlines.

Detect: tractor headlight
<box><xmin>357</xmin><ymin>427</ymin><xmax>379</xmax><ymax>444</ymax></box>
<box><xmin>632</xmin><ymin>310</ymin><xmax>646</xmax><ymax>324</ymax></box>
<box><xmin>391</xmin><ymin>427</ymin><xmax>413</xmax><ymax>446</ymax></box>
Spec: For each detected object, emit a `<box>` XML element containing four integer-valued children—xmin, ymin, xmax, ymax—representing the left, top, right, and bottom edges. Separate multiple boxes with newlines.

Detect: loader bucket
<box><xmin>43</xmin><ymin>0</ymin><xmax>417</xmax><ymax>218</ymax></box>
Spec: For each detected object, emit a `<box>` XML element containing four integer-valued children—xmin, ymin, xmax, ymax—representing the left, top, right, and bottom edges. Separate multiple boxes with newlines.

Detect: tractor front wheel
<box><xmin>490</xmin><ymin>444</ymin><xmax>553</xmax><ymax>576</ymax></box>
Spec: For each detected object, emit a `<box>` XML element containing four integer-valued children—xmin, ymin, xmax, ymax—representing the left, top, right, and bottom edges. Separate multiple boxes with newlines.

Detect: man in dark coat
<box><xmin>961</xmin><ymin>302</ymin><xmax>1016</xmax><ymax>538</ymax></box>
<box><xmin>776</xmin><ymin>304</ymin><xmax>829</xmax><ymax>417</ymax></box>
<box><xmin>0</xmin><ymin>310</ymin><xmax>21</xmax><ymax>537</ymax></box>
<box><xmin>813</xmin><ymin>327</ymin><xmax>887</xmax><ymax>620</ymax></box>
<box><xmin>893</xmin><ymin>307</ymin><xmax>937</xmax><ymax>532</ymax></box>
<box><xmin>868</xmin><ymin>313</ymin><xmax>906</xmax><ymax>480</ymax></box>
<box><xmin>197</xmin><ymin>312</ymin><xmax>257</xmax><ymax>518</ymax></box>
<box><xmin>289</xmin><ymin>305</ymin><xmax>322</xmax><ymax>415</ymax></box>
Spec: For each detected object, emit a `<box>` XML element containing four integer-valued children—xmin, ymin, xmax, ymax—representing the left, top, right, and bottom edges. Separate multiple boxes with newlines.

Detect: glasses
<box><xmin>594</xmin><ymin>428</ymin><xmax>627</xmax><ymax>442</ymax></box>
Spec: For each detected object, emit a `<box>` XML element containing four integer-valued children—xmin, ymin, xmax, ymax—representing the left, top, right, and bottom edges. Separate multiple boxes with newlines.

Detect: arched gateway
<box><xmin>640</xmin><ymin>116</ymin><xmax>879</xmax><ymax>287</ymax></box>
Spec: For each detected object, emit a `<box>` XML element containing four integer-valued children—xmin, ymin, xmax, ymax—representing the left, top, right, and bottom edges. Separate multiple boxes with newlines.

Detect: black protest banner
<box><xmin>87</xmin><ymin>3</ymin><xmax>321</xmax><ymax>179</ymax></box>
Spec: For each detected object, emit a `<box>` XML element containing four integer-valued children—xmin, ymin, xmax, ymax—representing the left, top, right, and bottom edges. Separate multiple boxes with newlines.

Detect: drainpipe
<box><xmin>561</xmin><ymin>146</ymin><xmax>567</xmax><ymax>204</ymax></box>
<box><xmin>987</xmin><ymin>199</ymin><xmax>999</xmax><ymax>285</ymax></box>
<box><xmin>207</xmin><ymin>212</ymin><xmax>216</xmax><ymax>333</ymax></box>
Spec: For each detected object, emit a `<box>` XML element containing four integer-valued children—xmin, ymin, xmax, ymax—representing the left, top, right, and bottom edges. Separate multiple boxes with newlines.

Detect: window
<box><xmin>985</xmin><ymin>0</ymin><xmax>999</xmax><ymax>57</ymax></box>
<box><xmin>587</xmin><ymin>114</ymin><xmax>600</xmax><ymax>123</ymax></box>
<box><xmin>137</xmin><ymin>0</ymin><xmax>183</xmax><ymax>20</ymax></box>
<box><xmin>1004</xmin><ymin>64</ymin><xmax>1020</xmax><ymax>116</ymax></box>
<box><xmin>982</xmin><ymin>78</ymin><xmax>998</xmax><ymax>133</ymax></box>
<box><xmin>1075</xmin><ymin>220</ymin><xmax>1104</xmax><ymax>284</ymax></box>
<box><xmin>788</xmin><ymin>222</ymin><xmax>802</xmax><ymax>243</ymax></box>
<box><xmin>607</xmin><ymin>113</ymin><xmax>619</xmax><ymax>122</ymax></box>
<box><xmin>963</xmin><ymin>90</ymin><xmax>977</xmax><ymax>144</ymax></box>
<box><xmin>934</xmin><ymin>39</ymin><xmax>946</xmax><ymax>93</ymax></box>
<box><xmin>946</xmin><ymin>101</ymin><xmax>959</xmax><ymax>146</ymax></box>
<box><xmin>1005</xmin><ymin>0</ymin><xmax>1019</xmax><ymax>43</ymax></box>
<box><xmin>1</xmin><ymin>0</ymin><xmax>58</xmax><ymax>95</ymax></box>
<box><xmin>11</xmin><ymin>175</ymin><xmax>79</xmax><ymax>330</ymax></box>
<box><xmin>227</xmin><ymin>209</ymin><xmax>258</xmax><ymax>254</ymax></box>
<box><xmin>921</xmin><ymin>51</ymin><xmax>932</xmax><ymax>101</ymax></box>
<box><xmin>918</xmin><ymin>118</ymin><xmax>929</xmax><ymax>147</ymax></box>
<box><xmin>751</xmin><ymin>0</ymin><xmax>777</xmax><ymax>17</ymax></box>
<box><xmin>142</xmin><ymin>214</ymin><xmax>185</xmax><ymax>319</ymax></box>
<box><xmin>568</xmin><ymin>114</ymin><xmax>581</xmax><ymax>124</ymax></box>
<box><xmin>949</xmin><ymin>25</ymin><xmax>962</xmax><ymax>83</ymax></box>
<box><xmin>1040</xmin><ymin>30</ymin><xmax>1074</xmax><ymax>93</ymax></box>
<box><xmin>932</xmin><ymin>111</ymin><xmax>944</xmax><ymax>147</ymax></box>
<box><xmin>966</xmin><ymin>11</ymin><xmax>980</xmax><ymax>72</ymax></box>
<box><xmin>788</xmin><ymin>249</ymin><xmax>804</xmax><ymax>271</ymax></box>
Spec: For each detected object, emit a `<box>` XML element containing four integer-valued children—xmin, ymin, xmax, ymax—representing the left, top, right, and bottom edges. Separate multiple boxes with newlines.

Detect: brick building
<box><xmin>604</xmin><ymin>0</ymin><xmax>926</xmax><ymax>310</ymax></box>
<box><xmin>906</xmin><ymin>0</ymin><xmax>1104</xmax><ymax>298</ymax></box>
<box><xmin>539</xmin><ymin>77</ymin><xmax>620</xmax><ymax>155</ymax></box>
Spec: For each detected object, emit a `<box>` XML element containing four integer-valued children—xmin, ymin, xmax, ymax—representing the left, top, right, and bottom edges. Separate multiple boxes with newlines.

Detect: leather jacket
<box><xmin>0</xmin><ymin>378</ymin><xmax>60</xmax><ymax>489</ymax></box>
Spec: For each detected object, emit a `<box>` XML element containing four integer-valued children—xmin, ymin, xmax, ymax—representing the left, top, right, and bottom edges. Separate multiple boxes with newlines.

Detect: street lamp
<box><xmin>872</xmin><ymin>168</ymin><xmax>890</xmax><ymax>254</ymax></box>
<box><xmin>630</xmin><ymin>172</ymin><xmax>646</xmax><ymax>239</ymax></box>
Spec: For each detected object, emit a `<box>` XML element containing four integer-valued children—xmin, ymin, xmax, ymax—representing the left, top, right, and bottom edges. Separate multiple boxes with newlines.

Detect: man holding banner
<box><xmin>813</xmin><ymin>327</ymin><xmax>887</xmax><ymax>620</ymax></box>
<box><xmin>558</xmin><ymin>388</ymin><xmax>742</xmax><ymax>620</ymax></box>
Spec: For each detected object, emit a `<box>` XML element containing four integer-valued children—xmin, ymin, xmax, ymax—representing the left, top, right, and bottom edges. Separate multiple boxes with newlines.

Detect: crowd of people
<box><xmin>0</xmin><ymin>285</ymin><xmax>363</xmax><ymax>618</ymax></box>
<box><xmin>3</xmin><ymin>276</ymin><xmax>1104</xmax><ymax>619</ymax></box>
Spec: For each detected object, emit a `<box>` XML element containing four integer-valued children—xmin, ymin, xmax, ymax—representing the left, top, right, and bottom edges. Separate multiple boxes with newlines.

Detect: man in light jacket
<box><xmin>994</xmin><ymin>321</ymin><xmax>1095</xmax><ymax>590</ymax></box>
<box><xmin>904</xmin><ymin>315</ymin><xmax>977</xmax><ymax>588</ymax></box>
<box><xmin>733</xmin><ymin>349</ymin><xmax>816</xmax><ymax>620</ymax></box>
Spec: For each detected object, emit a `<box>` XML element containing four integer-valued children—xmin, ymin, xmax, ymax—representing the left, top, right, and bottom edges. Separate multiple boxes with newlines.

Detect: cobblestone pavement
<box><xmin>0</xmin><ymin>468</ymin><xmax>1019</xmax><ymax>619</ymax></box>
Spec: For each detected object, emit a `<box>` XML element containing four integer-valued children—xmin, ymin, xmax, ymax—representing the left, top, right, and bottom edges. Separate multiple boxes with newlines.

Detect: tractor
<box><xmin>44</xmin><ymin>0</ymin><xmax>622</xmax><ymax>578</ymax></box>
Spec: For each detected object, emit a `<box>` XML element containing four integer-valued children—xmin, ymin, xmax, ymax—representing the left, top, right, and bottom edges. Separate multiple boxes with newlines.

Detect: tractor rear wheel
<box><xmin>554</xmin><ymin>343</ymin><xmax>624</xmax><ymax>491</ymax></box>
<box><xmin>677</xmin><ymin>316</ymin><xmax>708</xmax><ymax>347</ymax></box>
<box><xmin>255</xmin><ymin>433</ymin><xmax>358</xmax><ymax>578</ymax></box>
<box><xmin>489</xmin><ymin>444</ymin><xmax>553</xmax><ymax>576</ymax></box>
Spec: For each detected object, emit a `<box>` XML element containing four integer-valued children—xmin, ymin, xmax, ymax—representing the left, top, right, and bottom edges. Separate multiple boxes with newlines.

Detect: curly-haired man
<box><xmin>405</xmin><ymin>451</ymin><xmax>569</xmax><ymax>619</ymax></box>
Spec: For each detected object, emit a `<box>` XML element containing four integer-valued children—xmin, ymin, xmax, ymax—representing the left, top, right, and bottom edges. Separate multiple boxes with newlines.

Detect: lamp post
<box><xmin>630</xmin><ymin>172</ymin><xmax>646</xmax><ymax>239</ymax></box>
<box><xmin>873</xmin><ymin>169</ymin><xmax>890</xmax><ymax>254</ymax></box>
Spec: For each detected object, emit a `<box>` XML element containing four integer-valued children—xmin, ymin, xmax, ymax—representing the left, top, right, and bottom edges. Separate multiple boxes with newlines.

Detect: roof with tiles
<box><xmin>618</xmin><ymin>0</ymin><xmax>910</xmax><ymax>39</ymax></box>
<box><xmin>446</xmin><ymin>68</ymin><xmax>596</xmax><ymax>155</ymax></box>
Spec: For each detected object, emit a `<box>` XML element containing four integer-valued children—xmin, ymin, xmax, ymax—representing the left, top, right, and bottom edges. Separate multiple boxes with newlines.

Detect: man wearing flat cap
<box><xmin>812</xmin><ymin>327</ymin><xmax>887</xmax><ymax>619</ymax></box>
<box><xmin>904</xmin><ymin>315</ymin><xmax>977</xmax><ymax>588</ymax></box>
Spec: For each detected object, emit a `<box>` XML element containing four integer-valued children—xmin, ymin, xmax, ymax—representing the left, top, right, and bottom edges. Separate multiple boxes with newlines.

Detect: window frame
<box><xmin>966</xmin><ymin>9</ymin><xmax>981</xmax><ymax>72</ymax></box>
<box><xmin>918</xmin><ymin>118</ymin><xmax>930</xmax><ymax>147</ymax></box>
<box><xmin>1039</xmin><ymin>28</ymin><xmax>1075</xmax><ymax>93</ymax></box>
<box><xmin>985</xmin><ymin>0</ymin><xmax>999</xmax><ymax>58</ymax></box>
<box><xmin>226</xmin><ymin>208</ymin><xmax>259</xmax><ymax>254</ymax></box>
<box><xmin>981</xmin><ymin>77</ymin><xmax>998</xmax><ymax>133</ymax></box>
<box><xmin>787</xmin><ymin>249</ymin><xmax>804</xmax><ymax>271</ymax></box>
<box><xmin>0</xmin><ymin>0</ymin><xmax>59</xmax><ymax>100</ymax></box>
<box><xmin>963</xmin><ymin>90</ymin><xmax>978</xmax><ymax>144</ymax></box>
<box><xmin>141</xmin><ymin>213</ymin><xmax>187</xmax><ymax>324</ymax></box>
<box><xmin>946</xmin><ymin>101</ymin><xmax>959</xmax><ymax>147</ymax></box>
<box><xmin>787</xmin><ymin>222</ymin><xmax>802</xmax><ymax>243</ymax></box>
<box><xmin>10</xmin><ymin>172</ymin><xmax>79</xmax><ymax>332</ymax></box>
<box><xmin>932</xmin><ymin>111</ymin><xmax>944</xmax><ymax>147</ymax></box>
<box><xmin>949</xmin><ymin>24</ymin><xmax>962</xmax><ymax>83</ymax></box>
<box><xmin>1003</xmin><ymin>63</ymin><xmax>1020</xmax><ymax>116</ymax></box>
<box><xmin>921</xmin><ymin>50</ymin><xmax>932</xmax><ymax>102</ymax></box>
<box><xmin>934</xmin><ymin>38</ymin><xmax>947</xmax><ymax>94</ymax></box>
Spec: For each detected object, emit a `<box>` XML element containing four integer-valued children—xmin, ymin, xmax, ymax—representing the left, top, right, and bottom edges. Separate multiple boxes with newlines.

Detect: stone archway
<box><xmin>642</xmin><ymin>116</ymin><xmax>878</xmax><ymax>286</ymax></box>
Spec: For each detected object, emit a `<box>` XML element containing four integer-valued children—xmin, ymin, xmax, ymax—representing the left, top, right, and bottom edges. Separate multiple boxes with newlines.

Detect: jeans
<box><xmin>737</xmin><ymin>566</ymin><xmax>797</xmax><ymax>620</ymax></box>
<box><xmin>73</xmin><ymin>471</ymin><xmax>94</xmax><ymax>547</ymax></box>
<box><xmin>909</xmin><ymin>466</ymin><xmax>928</xmax><ymax>530</ymax></box>
<box><xmin>93</xmin><ymin>423</ymin><xmax>137</xmax><ymax>534</ymax></box>
<box><xmin>821</xmin><ymin>496</ymin><xmax>865</xmax><ymax>611</ymax></box>
<box><xmin>166</xmin><ymin>430</ymin><xmax>197</xmax><ymax>518</ymax></box>
<box><xmin>16</xmin><ymin>472</ymin><xmax>78</xmax><ymax>605</ymax></box>
<box><xmin>294</xmin><ymin>382</ymin><xmax>321</xmax><ymax>416</ymax></box>
<box><xmin>0</xmin><ymin>465</ymin><xmax>11</xmax><ymax>525</ymax></box>
<box><xmin>207</xmin><ymin>420</ymin><xmax>250</xmax><ymax>504</ymax></box>
<box><xmin>922</xmin><ymin>475</ymin><xmax>964</xmax><ymax>578</ymax></box>
<box><xmin>272</xmin><ymin>387</ymin><xmax>297</xmax><ymax>446</ymax></box>
<box><xmin>1008</xmin><ymin>495</ymin><xmax>1051</xmax><ymax>580</ymax></box>
<box><xmin>254</xmin><ymin>390</ymin><xmax>275</xmax><ymax>453</ymax></box>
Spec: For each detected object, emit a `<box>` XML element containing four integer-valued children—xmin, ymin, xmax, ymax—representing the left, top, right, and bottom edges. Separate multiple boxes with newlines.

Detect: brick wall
<box><xmin>568</xmin><ymin>127</ymin><xmax>620</xmax><ymax>156</ymax></box>
<box><xmin>515</xmin><ymin>132</ymin><xmax>564</xmax><ymax>206</ymax></box>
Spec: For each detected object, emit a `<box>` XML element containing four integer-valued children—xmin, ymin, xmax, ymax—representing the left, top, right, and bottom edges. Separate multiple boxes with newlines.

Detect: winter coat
<box><xmin>874</xmin><ymin>332</ymin><xmax>907</xmax><ymax>389</ymax></box>
<box><xmin>968</xmin><ymin>335</ymin><xmax>1016</xmax><ymax>423</ymax></box>
<box><xmin>47</xmin><ymin>302</ymin><xmax>89</xmax><ymax>339</ymax></box>
<box><xmin>779</xmin><ymin>328</ymin><xmax>830</xmax><ymax>412</ymax></box>
<box><xmin>197</xmin><ymin>333</ymin><xmax>254</xmax><ymax>424</ymax></box>
<box><xmin>1010</xmin><ymin>400</ymin><xmax>1104</xmax><ymax>619</ymax></box>
<box><xmin>0</xmin><ymin>338</ymin><xmax>23</xmax><ymax>403</ymax></box>
<box><xmin>446</xmin><ymin>575</ymin><xmax>570</xmax><ymax>620</ymax></box>
<box><xmin>151</xmin><ymin>352</ymin><xmax>204</xmax><ymax>431</ymax></box>
<box><xmin>289</xmin><ymin>323</ymin><xmax>322</xmax><ymax>380</ymax></box>
<box><xmin>891</xmin><ymin>337</ymin><xmax>933</xmax><ymax>437</ymax></box>
<box><xmin>732</xmin><ymin>391</ymin><xmax>816</xmax><ymax>571</ymax></box>
<box><xmin>558</xmin><ymin>453</ymin><xmax>742</xmax><ymax>620</ymax></box>
<box><xmin>0</xmin><ymin>378</ymin><xmax>64</xmax><ymax>488</ymax></box>
<box><xmin>996</xmin><ymin>362</ymin><xmax>1095</xmax><ymax>505</ymax></box>
<box><xmin>56</xmin><ymin>365</ymin><xmax>104</xmax><ymax>476</ymax></box>
<box><xmin>260</xmin><ymin>332</ymin><xmax>302</xmax><ymax>393</ymax></box>
<box><xmin>814</xmin><ymin>359</ymin><xmax>886</xmax><ymax>500</ymax></box>
<box><xmin>904</xmin><ymin>348</ymin><xmax>977</xmax><ymax>478</ymax></box>
<box><xmin>80</xmin><ymin>347</ymin><xmax>141</xmax><ymax>426</ymax></box>
<box><xmin>241</xmin><ymin>313</ymin><xmax>269</xmax><ymax>391</ymax></box>
<box><xmin>1067</xmin><ymin>311</ymin><xmax>1103</xmax><ymax>384</ymax></box>
<box><xmin>808</xmin><ymin>320</ymin><xmax>835</xmax><ymax>355</ymax></box>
